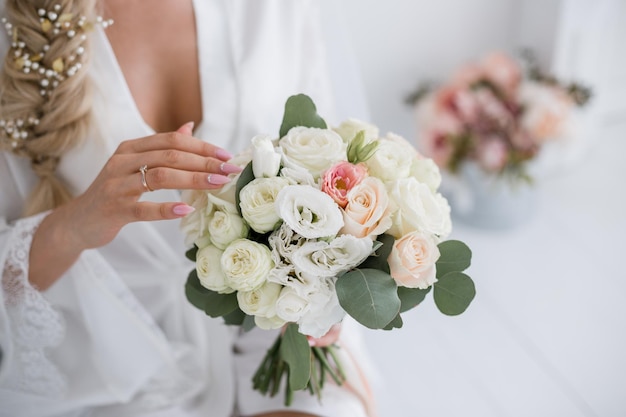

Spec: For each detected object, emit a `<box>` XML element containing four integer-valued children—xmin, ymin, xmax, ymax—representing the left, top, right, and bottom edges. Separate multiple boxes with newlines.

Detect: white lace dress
<box><xmin>0</xmin><ymin>1</ymin><xmax>371</xmax><ymax>416</ymax></box>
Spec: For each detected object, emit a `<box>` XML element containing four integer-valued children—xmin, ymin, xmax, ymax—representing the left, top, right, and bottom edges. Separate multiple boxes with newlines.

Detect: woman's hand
<box><xmin>29</xmin><ymin>122</ymin><xmax>242</xmax><ymax>290</ymax></box>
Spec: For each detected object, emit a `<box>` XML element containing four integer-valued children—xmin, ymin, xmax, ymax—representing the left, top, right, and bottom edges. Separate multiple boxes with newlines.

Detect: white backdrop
<box><xmin>320</xmin><ymin>1</ymin><xmax>626</xmax><ymax>416</ymax></box>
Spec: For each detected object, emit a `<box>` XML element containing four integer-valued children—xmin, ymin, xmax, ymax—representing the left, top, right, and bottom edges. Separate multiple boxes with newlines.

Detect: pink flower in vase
<box><xmin>518</xmin><ymin>82</ymin><xmax>574</xmax><ymax>144</ymax></box>
<box><xmin>450</xmin><ymin>62</ymin><xmax>484</xmax><ymax>88</ymax></box>
<box><xmin>481</xmin><ymin>51</ymin><xmax>522</xmax><ymax>96</ymax></box>
<box><xmin>321</xmin><ymin>161</ymin><xmax>369</xmax><ymax>208</ymax></box>
<box><xmin>477</xmin><ymin>136</ymin><xmax>509</xmax><ymax>172</ymax></box>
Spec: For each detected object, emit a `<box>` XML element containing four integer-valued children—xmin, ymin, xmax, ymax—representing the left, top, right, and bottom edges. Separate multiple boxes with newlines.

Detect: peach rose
<box><xmin>340</xmin><ymin>176</ymin><xmax>392</xmax><ymax>239</ymax></box>
<box><xmin>388</xmin><ymin>231</ymin><xmax>440</xmax><ymax>289</ymax></box>
<box><xmin>321</xmin><ymin>161</ymin><xmax>368</xmax><ymax>208</ymax></box>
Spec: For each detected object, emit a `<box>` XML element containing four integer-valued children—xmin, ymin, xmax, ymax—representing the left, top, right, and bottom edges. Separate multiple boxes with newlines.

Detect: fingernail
<box><xmin>216</xmin><ymin>149</ymin><xmax>233</xmax><ymax>161</ymax></box>
<box><xmin>308</xmin><ymin>339</ymin><xmax>316</xmax><ymax>347</ymax></box>
<box><xmin>173</xmin><ymin>204</ymin><xmax>195</xmax><ymax>216</ymax></box>
<box><xmin>207</xmin><ymin>174</ymin><xmax>231</xmax><ymax>185</ymax></box>
<box><xmin>220</xmin><ymin>162</ymin><xmax>243</xmax><ymax>174</ymax></box>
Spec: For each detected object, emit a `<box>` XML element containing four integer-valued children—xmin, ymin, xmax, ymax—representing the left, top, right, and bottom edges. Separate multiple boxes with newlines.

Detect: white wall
<box><xmin>332</xmin><ymin>0</ymin><xmax>562</xmax><ymax>141</ymax></box>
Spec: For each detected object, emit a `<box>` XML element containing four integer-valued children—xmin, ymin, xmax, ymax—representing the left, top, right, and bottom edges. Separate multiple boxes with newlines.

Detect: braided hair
<box><xmin>0</xmin><ymin>0</ymin><xmax>102</xmax><ymax>216</ymax></box>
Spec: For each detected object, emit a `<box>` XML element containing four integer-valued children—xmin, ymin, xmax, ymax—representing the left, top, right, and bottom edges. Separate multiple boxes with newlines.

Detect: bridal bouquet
<box><xmin>181</xmin><ymin>94</ymin><xmax>475</xmax><ymax>405</ymax></box>
<box><xmin>408</xmin><ymin>51</ymin><xmax>591</xmax><ymax>182</ymax></box>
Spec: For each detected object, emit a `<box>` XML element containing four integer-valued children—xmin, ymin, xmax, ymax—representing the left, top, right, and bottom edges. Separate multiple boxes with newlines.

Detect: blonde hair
<box><xmin>0</xmin><ymin>0</ymin><xmax>97</xmax><ymax>216</ymax></box>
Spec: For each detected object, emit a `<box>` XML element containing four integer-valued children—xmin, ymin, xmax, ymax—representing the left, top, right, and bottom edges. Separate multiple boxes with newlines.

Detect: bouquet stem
<box><xmin>252</xmin><ymin>328</ymin><xmax>347</xmax><ymax>406</ymax></box>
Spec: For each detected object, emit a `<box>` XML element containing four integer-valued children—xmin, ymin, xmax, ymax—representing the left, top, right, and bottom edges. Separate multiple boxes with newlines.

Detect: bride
<box><xmin>0</xmin><ymin>1</ymin><xmax>373</xmax><ymax>416</ymax></box>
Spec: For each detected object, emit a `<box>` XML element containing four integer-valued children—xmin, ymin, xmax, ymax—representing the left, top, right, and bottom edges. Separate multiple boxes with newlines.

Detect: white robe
<box><xmin>0</xmin><ymin>1</ymin><xmax>371</xmax><ymax>416</ymax></box>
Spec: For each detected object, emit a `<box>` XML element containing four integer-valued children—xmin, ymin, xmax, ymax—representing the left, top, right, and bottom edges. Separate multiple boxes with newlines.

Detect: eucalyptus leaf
<box><xmin>397</xmin><ymin>286</ymin><xmax>431</xmax><ymax>313</ymax></box>
<box><xmin>279</xmin><ymin>94</ymin><xmax>327</xmax><ymax>138</ymax></box>
<box><xmin>185</xmin><ymin>269</ymin><xmax>211</xmax><ymax>311</ymax></box>
<box><xmin>280</xmin><ymin>323</ymin><xmax>311</xmax><ymax>390</ymax></box>
<box><xmin>235</xmin><ymin>161</ymin><xmax>255</xmax><ymax>217</ymax></box>
<box><xmin>359</xmin><ymin>234</ymin><xmax>395</xmax><ymax>274</ymax></box>
<box><xmin>436</xmin><ymin>240</ymin><xmax>472</xmax><ymax>278</ymax></box>
<box><xmin>242</xmin><ymin>314</ymin><xmax>257</xmax><ymax>332</ymax></box>
<box><xmin>203</xmin><ymin>291</ymin><xmax>240</xmax><ymax>318</ymax></box>
<box><xmin>185</xmin><ymin>245</ymin><xmax>198</xmax><ymax>262</ymax></box>
<box><xmin>223</xmin><ymin>308</ymin><xmax>246</xmax><ymax>325</ymax></box>
<box><xmin>383</xmin><ymin>313</ymin><xmax>403</xmax><ymax>330</ymax></box>
<box><xmin>336</xmin><ymin>268</ymin><xmax>400</xmax><ymax>329</ymax></box>
<box><xmin>433</xmin><ymin>272</ymin><xmax>476</xmax><ymax>316</ymax></box>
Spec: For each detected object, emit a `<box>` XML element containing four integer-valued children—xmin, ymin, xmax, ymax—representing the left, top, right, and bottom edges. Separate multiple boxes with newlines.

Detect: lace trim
<box><xmin>2</xmin><ymin>212</ymin><xmax>66</xmax><ymax>396</ymax></box>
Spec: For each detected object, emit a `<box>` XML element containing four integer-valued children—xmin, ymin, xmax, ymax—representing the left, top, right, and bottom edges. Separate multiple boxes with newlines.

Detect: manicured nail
<box><xmin>220</xmin><ymin>162</ymin><xmax>243</xmax><ymax>174</ymax></box>
<box><xmin>207</xmin><ymin>174</ymin><xmax>231</xmax><ymax>185</ymax></box>
<box><xmin>308</xmin><ymin>338</ymin><xmax>316</xmax><ymax>347</ymax></box>
<box><xmin>173</xmin><ymin>204</ymin><xmax>195</xmax><ymax>216</ymax></box>
<box><xmin>215</xmin><ymin>149</ymin><xmax>233</xmax><ymax>161</ymax></box>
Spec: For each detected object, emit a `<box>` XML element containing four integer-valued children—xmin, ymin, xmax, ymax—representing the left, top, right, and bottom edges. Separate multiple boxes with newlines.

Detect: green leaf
<box><xmin>436</xmin><ymin>240</ymin><xmax>472</xmax><ymax>278</ymax></box>
<box><xmin>223</xmin><ymin>308</ymin><xmax>246</xmax><ymax>325</ymax></box>
<box><xmin>433</xmin><ymin>272</ymin><xmax>476</xmax><ymax>316</ymax></box>
<box><xmin>279</xmin><ymin>94</ymin><xmax>327</xmax><ymax>138</ymax></box>
<box><xmin>185</xmin><ymin>245</ymin><xmax>198</xmax><ymax>262</ymax></box>
<box><xmin>185</xmin><ymin>269</ymin><xmax>211</xmax><ymax>310</ymax></box>
<box><xmin>242</xmin><ymin>314</ymin><xmax>256</xmax><ymax>332</ymax></box>
<box><xmin>336</xmin><ymin>268</ymin><xmax>401</xmax><ymax>329</ymax></box>
<box><xmin>383</xmin><ymin>313</ymin><xmax>403</xmax><ymax>330</ymax></box>
<box><xmin>235</xmin><ymin>161</ymin><xmax>255</xmax><ymax>217</ymax></box>
<box><xmin>397</xmin><ymin>286</ymin><xmax>431</xmax><ymax>313</ymax></box>
<box><xmin>203</xmin><ymin>290</ymin><xmax>239</xmax><ymax>318</ymax></box>
<box><xmin>280</xmin><ymin>323</ymin><xmax>311</xmax><ymax>391</ymax></box>
<box><xmin>359</xmin><ymin>234</ymin><xmax>395</xmax><ymax>274</ymax></box>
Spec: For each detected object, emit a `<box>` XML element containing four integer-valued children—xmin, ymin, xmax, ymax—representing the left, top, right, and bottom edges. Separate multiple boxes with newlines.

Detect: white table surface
<box><xmin>362</xmin><ymin>121</ymin><xmax>626</xmax><ymax>417</ymax></box>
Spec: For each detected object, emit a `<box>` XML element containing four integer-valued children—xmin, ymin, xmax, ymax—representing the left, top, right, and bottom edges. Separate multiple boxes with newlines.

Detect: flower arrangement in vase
<box><xmin>407</xmin><ymin>50</ymin><xmax>591</xmax><ymax>229</ymax></box>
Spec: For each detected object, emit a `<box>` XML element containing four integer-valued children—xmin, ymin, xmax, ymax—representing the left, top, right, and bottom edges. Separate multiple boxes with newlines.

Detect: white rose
<box><xmin>239</xmin><ymin>177</ymin><xmax>290</xmax><ymax>233</ymax></box>
<box><xmin>388</xmin><ymin>177</ymin><xmax>451</xmax><ymax>239</ymax></box>
<box><xmin>297</xmin><ymin>277</ymin><xmax>346</xmax><ymax>338</ymax></box>
<box><xmin>279</xmin><ymin>126</ymin><xmax>347</xmax><ymax>178</ymax></box>
<box><xmin>221</xmin><ymin>239</ymin><xmax>274</xmax><ymax>292</ymax></box>
<box><xmin>255</xmin><ymin>314</ymin><xmax>287</xmax><ymax>330</ymax></box>
<box><xmin>388</xmin><ymin>231</ymin><xmax>440</xmax><ymax>289</ymax></box>
<box><xmin>291</xmin><ymin>235</ymin><xmax>372</xmax><ymax>278</ymax></box>
<box><xmin>341</xmin><ymin>176</ymin><xmax>392</xmax><ymax>239</ymax></box>
<box><xmin>275</xmin><ymin>286</ymin><xmax>310</xmax><ymax>323</ymax></box>
<box><xmin>364</xmin><ymin>136</ymin><xmax>413</xmax><ymax>182</ymax></box>
<box><xmin>279</xmin><ymin>165</ymin><xmax>316</xmax><ymax>187</ymax></box>
<box><xmin>333</xmin><ymin>118</ymin><xmax>379</xmax><ymax>144</ymax></box>
<box><xmin>208</xmin><ymin>206</ymin><xmax>249</xmax><ymax>250</ymax></box>
<box><xmin>251</xmin><ymin>134</ymin><xmax>282</xmax><ymax>178</ymax></box>
<box><xmin>410</xmin><ymin>157</ymin><xmax>442</xmax><ymax>192</ymax></box>
<box><xmin>195</xmin><ymin>244</ymin><xmax>233</xmax><ymax>294</ymax></box>
<box><xmin>180</xmin><ymin>190</ymin><xmax>211</xmax><ymax>248</ymax></box>
<box><xmin>237</xmin><ymin>281</ymin><xmax>282</xmax><ymax>317</ymax></box>
<box><xmin>275</xmin><ymin>185</ymin><xmax>344</xmax><ymax>239</ymax></box>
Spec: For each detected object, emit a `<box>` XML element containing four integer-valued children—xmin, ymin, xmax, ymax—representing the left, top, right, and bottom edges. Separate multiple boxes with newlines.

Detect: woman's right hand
<box><xmin>28</xmin><ymin>122</ymin><xmax>242</xmax><ymax>290</ymax></box>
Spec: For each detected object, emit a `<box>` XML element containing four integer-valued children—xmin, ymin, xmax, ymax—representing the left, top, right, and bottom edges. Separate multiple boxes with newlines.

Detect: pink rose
<box><xmin>321</xmin><ymin>161</ymin><xmax>368</xmax><ymax>208</ymax></box>
<box><xmin>477</xmin><ymin>136</ymin><xmax>509</xmax><ymax>172</ymax></box>
<box><xmin>340</xmin><ymin>176</ymin><xmax>392</xmax><ymax>239</ymax></box>
<box><xmin>388</xmin><ymin>231</ymin><xmax>440</xmax><ymax>289</ymax></box>
<box><xmin>481</xmin><ymin>51</ymin><xmax>521</xmax><ymax>96</ymax></box>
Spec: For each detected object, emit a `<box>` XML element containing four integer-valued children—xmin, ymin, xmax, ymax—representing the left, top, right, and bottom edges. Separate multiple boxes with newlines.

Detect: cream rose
<box><xmin>195</xmin><ymin>244</ymin><xmax>233</xmax><ymax>294</ymax></box>
<box><xmin>275</xmin><ymin>286</ymin><xmax>310</xmax><ymax>323</ymax></box>
<box><xmin>364</xmin><ymin>136</ymin><xmax>413</xmax><ymax>182</ymax></box>
<box><xmin>388</xmin><ymin>231</ymin><xmax>440</xmax><ymax>289</ymax></box>
<box><xmin>333</xmin><ymin>118</ymin><xmax>379</xmax><ymax>144</ymax></box>
<box><xmin>239</xmin><ymin>177</ymin><xmax>290</xmax><ymax>233</ymax></box>
<box><xmin>221</xmin><ymin>239</ymin><xmax>274</xmax><ymax>292</ymax></box>
<box><xmin>279</xmin><ymin>126</ymin><xmax>347</xmax><ymax>178</ymax></box>
<box><xmin>208</xmin><ymin>207</ymin><xmax>249</xmax><ymax>250</ymax></box>
<box><xmin>255</xmin><ymin>314</ymin><xmax>287</xmax><ymax>330</ymax></box>
<box><xmin>341</xmin><ymin>176</ymin><xmax>392</xmax><ymax>239</ymax></box>
<box><xmin>180</xmin><ymin>190</ymin><xmax>211</xmax><ymax>248</ymax></box>
<box><xmin>251</xmin><ymin>134</ymin><xmax>282</xmax><ymax>178</ymax></box>
<box><xmin>410</xmin><ymin>156</ymin><xmax>442</xmax><ymax>192</ymax></box>
<box><xmin>388</xmin><ymin>177</ymin><xmax>452</xmax><ymax>239</ymax></box>
<box><xmin>236</xmin><ymin>281</ymin><xmax>282</xmax><ymax>317</ymax></box>
<box><xmin>275</xmin><ymin>185</ymin><xmax>344</xmax><ymax>239</ymax></box>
